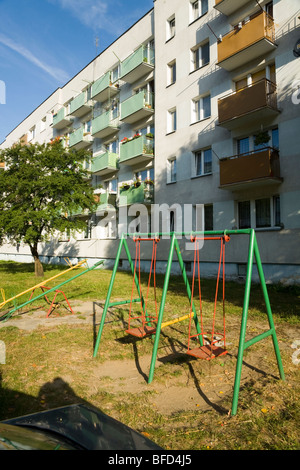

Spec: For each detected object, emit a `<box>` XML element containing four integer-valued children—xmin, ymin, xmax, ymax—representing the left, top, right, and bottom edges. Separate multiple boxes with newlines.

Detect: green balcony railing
<box><xmin>120</xmin><ymin>45</ymin><xmax>154</xmax><ymax>83</ymax></box>
<box><xmin>69</xmin><ymin>127</ymin><xmax>93</xmax><ymax>148</ymax></box>
<box><xmin>52</xmin><ymin>107</ymin><xmax>72</xmax><ymax>129</ymax></box>
<box><xmin>92</xmin><ymin>111</ymin><xmax>120</xmax><ymax>138</ymax></box>
<box><xmin>97</xmin><ymin>191</ymin><xmax>117</xmax><ymax>209</ymax></box>
<box><xmin>70</xmin><ymin>92</ymin><xmax>92</xmax><ymax>116</ymax></box>
<box><xmin>120</xmin><ymin>135</ymin><xmax>154</xmax><ymax>165</ymax></box>
<box><xmin>119</xmin><ymin>182</ymin><xmax>154</xmax><ymax>206</ymax></box>
<box><xmin>91</xmin><ymin>71</ymin><xmax>120</xmax><ymax>101</ymax></box>
<box><xmin>120</xmin><ymin>91</ymin><xmax>154</xmax><ymax>123</ymax></box>
<box><xmin>91</xmin><ymin>152</ymin><xmax>119</xmax><ymax>175</ymax></box>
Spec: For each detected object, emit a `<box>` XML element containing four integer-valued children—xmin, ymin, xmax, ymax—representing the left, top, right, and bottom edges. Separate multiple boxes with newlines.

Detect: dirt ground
<box><xmin>1</xmin><ymin>299</ymin><xmax>299</xmax><ymax>417</ymax></box>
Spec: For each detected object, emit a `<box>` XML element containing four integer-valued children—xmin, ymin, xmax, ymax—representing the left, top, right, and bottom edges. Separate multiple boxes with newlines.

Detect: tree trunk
<box><xmin>30</xmin><ymin>243</ymin><xmax>44</xmax><ymax>277</ymax></box>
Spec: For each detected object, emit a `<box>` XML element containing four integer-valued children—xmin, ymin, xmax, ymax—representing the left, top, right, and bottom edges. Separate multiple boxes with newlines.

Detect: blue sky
<box><xmin>0</xmin><ymin>0</ymin><xmax>154</xmax><ymax>144</ymax></box>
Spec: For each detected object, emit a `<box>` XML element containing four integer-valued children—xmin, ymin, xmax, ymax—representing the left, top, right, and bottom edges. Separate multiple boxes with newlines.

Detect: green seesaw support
<box><xmin>93</xmin><ymin>229</ymin><xmax>285</xmax><ymax>416</ymax></box>
<box><xmin>0</xmin><ymin>260</ymin><xmax>104</xmax><ymax>322</ymax></box>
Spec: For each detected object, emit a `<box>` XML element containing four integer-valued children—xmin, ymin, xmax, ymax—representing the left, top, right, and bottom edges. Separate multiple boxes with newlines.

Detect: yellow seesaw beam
<box><xmin>161</xmin><ymin>313</ymin><xmax>194</xmax><ymax>329</ymax></box>
<box><xmin>0</xmin><ymin>259</ymin><xmax>87</xmax><ymax>310</ymax></box>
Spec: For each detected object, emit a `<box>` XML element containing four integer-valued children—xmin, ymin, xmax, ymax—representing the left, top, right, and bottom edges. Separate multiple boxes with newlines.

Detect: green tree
<box><xmin>0</xmin><ymin>139</ymin><xmax>97</xmax><ymax>276</ymax></box>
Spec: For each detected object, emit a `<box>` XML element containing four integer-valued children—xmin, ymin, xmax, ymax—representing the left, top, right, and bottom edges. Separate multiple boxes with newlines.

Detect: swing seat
<box><xmin>187</xmin><ymin>344</ymin><xmax>228</xmax><ymax>360</ymax></box>
<box><xmin>126</xmin><ymin>325</ymin><xmax>157</xmax><ymax>338</ymax></box>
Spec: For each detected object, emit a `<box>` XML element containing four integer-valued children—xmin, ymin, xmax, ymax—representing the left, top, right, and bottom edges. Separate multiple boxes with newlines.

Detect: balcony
<box><xmin>118</xmin><ymin>182</ymin><xmax>154</xmax><ymax>206</ymax></box>
<box><xmin>214</xmin><ymin>0</ymin><xmax>251</xmax><ymax>16</ymax></box>
<box><xmin>218</xmin><ymin>79</ymin><xmax>279</xmax><ymax>130</ymax></box>
<box><xmin>69</xmin><ymin>128</ymin><xmax>93</xmax><ymax>149</ymax></box>
<box><xmin>91</xmin><ymin>152</ymin><xmax>119</xmax><ymax>176</ymax></box>
<box><xmin>219</xmin><ymin>147</ymin><xmax>282</xmax><ymax>190</ymax></box>
<box><xmin>52</xmin><ymin>107</ymin><xmax>73</xmax><ymax>129</ymax></box>
<box><xmin>95</xmin><ymin>191</ymin><xmax>117</xmax><ymax>212</ymax></box>
<box><xmin>120</xmin><ymin>135</ymin><xmax>154</xmax><ymax>166</ymax></box>
<box><xmin>92</xmin><ymin>111</ymin><xmax>120</xmax><ymax>139</ymax></box>
<box><xmin>120</xmin><ymin>91</ymin><xmax>154</xmax><ymax>124</ymax></box>
<box><xmin>91</xmin><ymin>72</ymin><xmax>120</xmax><ymax>102</ymax></box>
<box><xmin>120</xmin><ymin>45</ymin><xmax>154</xmax><ymax>84</ymax></box>
<box><xmin>217</xmin><ymin>11</ymin><xmax>276</xmax><ymax>71</ymax></box>
<box><xmin>69</xmin><ymin>92</ymin><xmax>92</xmax><ymax>118</ymax></box>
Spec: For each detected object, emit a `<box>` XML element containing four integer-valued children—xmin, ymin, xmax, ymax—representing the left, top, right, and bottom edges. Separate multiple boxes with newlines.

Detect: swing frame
<box><xmin>93</xmin><ymin>229</ymin><xmax>285</xmax><ymax>416</ymax></box>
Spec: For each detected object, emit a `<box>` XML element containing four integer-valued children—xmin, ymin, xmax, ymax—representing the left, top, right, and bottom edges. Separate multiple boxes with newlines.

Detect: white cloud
<box><xmin>50</xmin><ymin>0</ymin><xmax>111</xmax><ymax>32</ymax></box>
<box><xmin>0</xmin><ymin>33</ymin><xmax>69</xmax><ymax>83</ymax></box>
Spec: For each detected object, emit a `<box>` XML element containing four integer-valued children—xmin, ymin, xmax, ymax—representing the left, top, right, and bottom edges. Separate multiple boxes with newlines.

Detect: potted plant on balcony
<box><xmin>132</xmin><ymin>177</ymin><xmax>141</xmax><ymax>188</ymax></box>
<box><xmin>254</xmin><ymin>130</ymin><xmax>270</xmax><ymax>147</ymax></box>
<box><xmin>120</xmin><ymin>181</ymin><xmax>131</xmax><ymax>190</ymax></box>
<box><xmin>144</xmin><ymin>177</ymin><xmax>154</xmax><ymax>186</ymax></box>
<box><xmin>121</xmin><ymin>137</ymin><xmax>129</xmax><ymax>144</ymax></box>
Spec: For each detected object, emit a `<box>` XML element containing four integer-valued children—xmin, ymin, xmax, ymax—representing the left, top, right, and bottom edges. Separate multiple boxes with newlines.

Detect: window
<box><xmin>256</xmin><ymin>198</ymin><xmax>271</xmax><ymax>228</ymax></box>
<box><xmin>238</xmin><ymin>196</ymin><xmax>281</xmax><ymax>229</ymax></box>
<box><xmin>167</xmin><ymin>108</ymin><xmax>177</xmax><ymax>133</ymax></box>
<box><xmin>273</xmin><ymin>195</ymin><xmax>281</xmax><ymax>226</ymax></box>
<box><xmin>111</xmin><ymin>65</ymin><xmax>119</xmax><ymax>83</ymax></box>
<box><xmin>28</xmin><ymin>126</ymin><xmax>36</xmax><ymax>141</ymax></box>
<box><xmin>108</xmin><ymin>139</ymin><xmax>119</xmax><ymax>154</ymax></box>
<box><xmin>167</xmin><ymin>60</ymin><xmax>176</xmax><ymax>86</ymax></box>
<box><xmin>84</xmin><ymin>120</ymin><xmax>91</xmax><ymax>133</ymax></box>
<box><xmin>193</xmin><ymin>148</ymin><xmax>212</xmax><ymax>176</ymax></box>
<box><xmin>190</xmin><ymin>0</ymin><xmax>208</xmax><ymax>23</ymax></box>
<box><xmin>167</xmin><ymin>158</ymin><xmax>177</xmax><ymax>183</ymax></box>
<box><xmin>238</xmin><ymin>201</ymin><xmax>251</xmax><ymax>228</ymax></box>
<box><xmin>135</xmin><ymin>167</ymin><xmax>154</xmax><ymax>183</ymax></box>
<box><xmin>271</xmin><ymin>128</ymin><xmax>279</xmax><ymax>149</ymax></box>
<box><xmin>111</xmin><ymin>99</ymin><xmax>119</xmax><ymax>120</ymax></box>
<box><xmin>108</xmin><ymin>178</ymin><xmax>118</xmax><ymax>193</ymax></box>
<box><xmin>40</xmin><ymin>117</ymin><xmax>46</xmax><ymax>132</ymax></box>
<box><xmin>237</xmin><ymin>128</ymin><xmax>279</xmax><ymax>155</ymax></box>
<box><xmin>237</xmin><ymin>137</ymin><xmax>250</xmax><ymax>155</ymax></box>
<box><xmin>167</xmin><ymin>15</ymin><xmax>176</xmax><ymax>40</ymax></box>
<box><xmin>191</xmin><ymin>41</ymin><xmax>209</xmax><ymax>71</ymax></box>
<box><xmin>265</xmin><ymin>1</ymin><xmax>273</xmax><ymax>18</ymax></box>
<box><xmin>192</xmin><ymin>95</ymin><xmax>211</xmax><ymax>123</ymax></box>
<box><xmin>204</xmin><ymin>204</ymin><xmax>213</xmax><ymax>230</ymax></box>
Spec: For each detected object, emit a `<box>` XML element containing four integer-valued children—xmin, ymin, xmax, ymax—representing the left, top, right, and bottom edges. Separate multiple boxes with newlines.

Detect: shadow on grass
<box><xmin>0</xmin><ymin>373</ymin><xmax>90</xmax><ymax>422</ymax></box>
<box><xmin>0</xmin><ymin>261</ymin><xmax>68</xmax><ymax>274</ymax></box>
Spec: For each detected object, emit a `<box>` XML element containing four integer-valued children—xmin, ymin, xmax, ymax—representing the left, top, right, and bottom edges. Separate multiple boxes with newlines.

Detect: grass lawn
<box><xmin>0</xmin><ymin>260</ymin><xmax>299</xmax><ymax>450</ymax></box>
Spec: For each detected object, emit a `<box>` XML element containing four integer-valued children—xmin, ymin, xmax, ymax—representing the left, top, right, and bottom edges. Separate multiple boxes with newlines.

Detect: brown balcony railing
<box><xmin>217</xmin><ymin>11</ymin><xmax>275</xmax><ymax>70</ymax></box>
<box><xmin>218</xmin><ymin>79</ymin><xmax>278</xmax><ymax>127</ymax></box>
<box><xmin>219</xmin><ymin>147</ymin><xmax>282</xmax><ymax>188</ymax></box>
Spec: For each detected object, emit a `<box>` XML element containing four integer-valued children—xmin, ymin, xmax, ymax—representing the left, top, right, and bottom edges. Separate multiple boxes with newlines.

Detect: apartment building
<box><xmin>0</xmin><ymin>0</ymin><xmax>299</xmax><ymax>283</ymax></box>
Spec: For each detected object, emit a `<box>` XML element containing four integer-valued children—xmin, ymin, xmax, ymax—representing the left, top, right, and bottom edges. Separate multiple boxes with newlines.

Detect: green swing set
<box><xmin>93</xmin><ymin>229</ymin><xmax>285</xmax><ymax>416</ymax></box>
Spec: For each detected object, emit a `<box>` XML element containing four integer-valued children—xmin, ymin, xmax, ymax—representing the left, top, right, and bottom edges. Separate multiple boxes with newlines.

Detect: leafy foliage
<box><xmin>0</xmin><ymin>140</ymin><xmax>97</xmax><ymax>274</ymax></box>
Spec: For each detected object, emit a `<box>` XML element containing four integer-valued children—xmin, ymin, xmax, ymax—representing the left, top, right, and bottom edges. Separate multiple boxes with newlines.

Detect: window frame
<box><xmin>191</xmin><ymin>94</ymin><xmax>211</xmax><ymax>124</ymax></box>
<box><xmin>237</xmin><ymin>196</ymin><xmax>281</xmax><ymax>230</ymax></box>
<box><xmin>189</xmin><ymin>0</ymin><xmax>209</xmax><ymax>24</ymax></box>
<box><xmin>192</xmin><ymin>148</ymin><xmax>213</xmax><ymax>177</ymax></box>
<box><xmin>167</xmin><ymin>15</ymin><xmax>176</xmax><ymax>41</ymax></box>
<box><xmin>167</xmin><ymin>157</ymin><xmax>177</xmax><ymax>184</ymax></box>
<box><xmin>191</xmin><ymin>41</ymin><xmax>210</xmax><ymax>72</ymax></box>
<box><xmin>167</xmin><ymin>59</ymin><xmax>176</xmax><ymax>86</ymax></box>
<box><xmin>167</xmin><ymin>107</ymin><xmax>177</xmax><ymax>134</ymax></box>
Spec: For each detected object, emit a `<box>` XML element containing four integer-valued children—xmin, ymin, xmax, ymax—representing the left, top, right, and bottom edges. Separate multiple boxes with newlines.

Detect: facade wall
<box><xmin>0</xmin><ymin>0</ymin><xmax>300</xmax><ymax>283</ymax></box>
